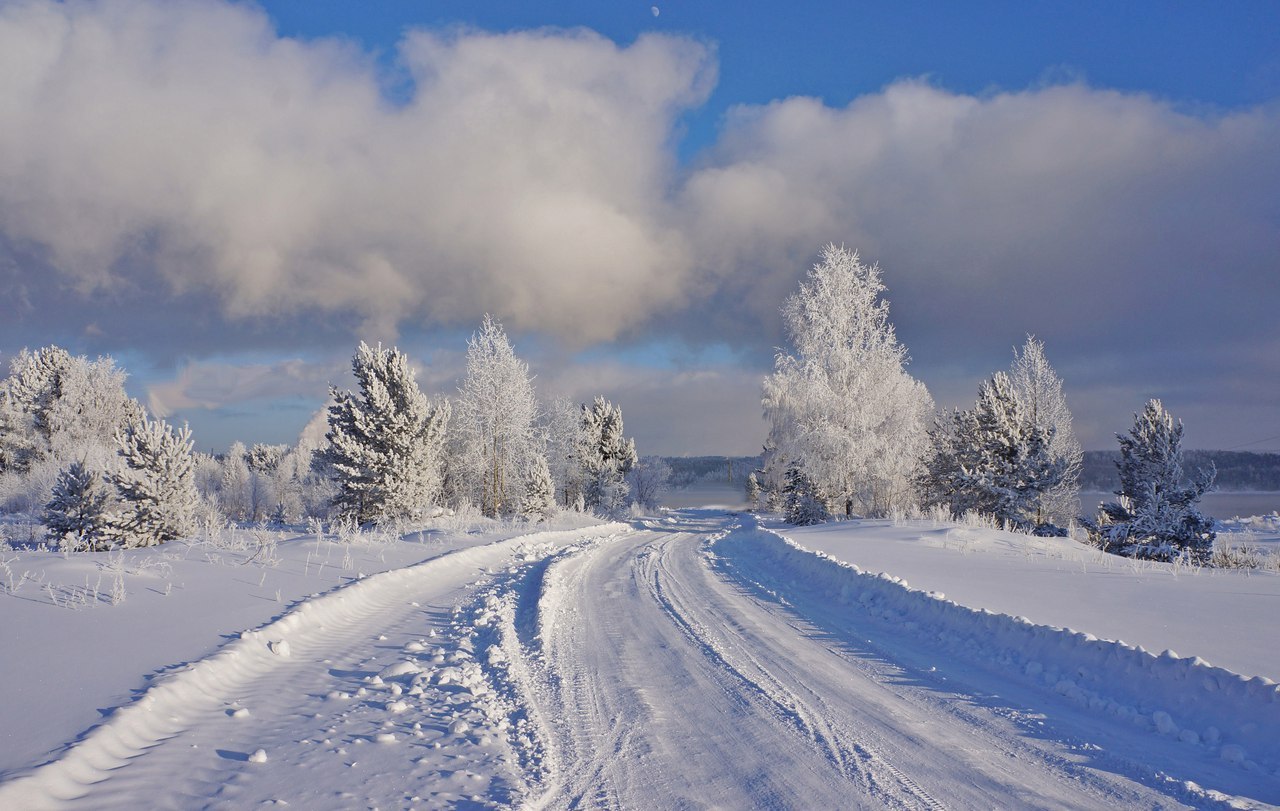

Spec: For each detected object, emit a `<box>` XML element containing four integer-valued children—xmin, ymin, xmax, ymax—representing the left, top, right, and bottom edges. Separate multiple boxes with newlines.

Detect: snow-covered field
<box><xmin>2</xmin><ymin>509</ymin><xmax>1278</xmax><ymax>808</ymax></box>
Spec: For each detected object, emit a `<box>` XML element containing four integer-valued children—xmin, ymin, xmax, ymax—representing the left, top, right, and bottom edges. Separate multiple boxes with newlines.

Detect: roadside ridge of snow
<box><xmin>716</xmin><ymin>520</ymin><xmax>1280</xmax><ymax>777</ymax></box>
<box><xmin>0</xmin><ymin>522</ymin><xmax>628</xmax><ymax>809</ymax></box>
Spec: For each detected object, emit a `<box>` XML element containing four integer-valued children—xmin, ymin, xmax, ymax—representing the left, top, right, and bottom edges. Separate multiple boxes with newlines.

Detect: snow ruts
<box><xmin>501</xmin><ymin>510</ymin><xmax>1181</xmax><ymax>809</ymax></box>
<box><xmin>0</xmin><ymin>522</ymin><xmax>626</xmax><ymax>810</ymax></box>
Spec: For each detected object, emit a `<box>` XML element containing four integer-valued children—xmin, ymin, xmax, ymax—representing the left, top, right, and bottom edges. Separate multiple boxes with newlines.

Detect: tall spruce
<box><xmin>316</xmin><ymin>342</ymin><xmax>449</xmax><ymax>525</ymax></box>
<box><xmin>580</xmin><ymin>396</ymin><xmax>636</xmax><ymax>515</ymax></box>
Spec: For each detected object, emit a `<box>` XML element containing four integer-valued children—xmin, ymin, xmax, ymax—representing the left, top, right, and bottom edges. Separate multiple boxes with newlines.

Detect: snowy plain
<box><xmin>1</xmin><ymin>506</ymin><xmax>1278</xmax><ymax>808</ymax></box>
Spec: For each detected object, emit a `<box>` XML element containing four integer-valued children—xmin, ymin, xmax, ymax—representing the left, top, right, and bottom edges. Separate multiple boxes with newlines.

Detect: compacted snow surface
<box><xmin>1</xmin><ymin>510</ymin><xmax>1278</xmax><ymax>809</ymax></box>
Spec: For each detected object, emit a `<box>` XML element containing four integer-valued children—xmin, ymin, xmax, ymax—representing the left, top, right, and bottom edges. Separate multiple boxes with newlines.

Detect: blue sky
<box><xmin>2</xmin><ymin>0</ymin><xmax>1278</xmax><ymax>455</ymax></box>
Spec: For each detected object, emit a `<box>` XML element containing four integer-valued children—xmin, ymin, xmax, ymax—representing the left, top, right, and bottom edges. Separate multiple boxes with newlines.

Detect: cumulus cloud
<box><xmin>0</xmin><ymin>0</ymin><xmax>713</xmax><ymax>343</ymax></box>
<box><xmin>2</xmin><ymin>0</ymin><xmax>1278</xmax><ymax>450</ymax></box>
<box><xmin>146</xmin><ymin>356</ymin><xmax>342</xmax><ymax>416</ymax></box>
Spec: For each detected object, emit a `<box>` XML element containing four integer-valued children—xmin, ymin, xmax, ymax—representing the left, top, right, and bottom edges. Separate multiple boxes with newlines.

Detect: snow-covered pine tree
<box><xmin>519</xmin><ymin>456</ymin><xmax>557</xmax><ymax>522</ymax></box>
<box><xmin>44</xmin><ymin>459</ymin><xmax>120</xmax><ymax>551</ymax></box>
<box><xmin>1091</xmin><ymin>399</ymin><xmax>1215</xmax><ymax>562</ymax></box>
<box><xmin>580</xmin><ymin>396</ymin><xmax>637</xmax><ymax>515</ymax></box>
<box><xmin>453</xmin><ymin>316</ymin><xmax>543</xmax><ymax>518</ymax></box>
<box><xmin>1009</xmin><ymin>336</ymin><xmax>1082</xmax><ymax>528</ymax></box>
<box><xmin>111</xmin><ymin>414</ymin><xmax>199</xmax><ymax>547</ymax></box>
<box><xmin>920</xmin><ymin>372</ymin><xmax>1066</xmax><ymax>529</ymax></box>
<box><xmin>316</xmin><ymin>342</ymin><xmax>449</xmax><ymax>525</ymax></box>
<box><xmin>762</xmin><ymin>245</ymin><xmax>933</xmax><ymax>518</ymax></box>
<box><xmin>783</xmin><ymin>464</ymin><xmax>828</xmax><ymax>525</ymax></box>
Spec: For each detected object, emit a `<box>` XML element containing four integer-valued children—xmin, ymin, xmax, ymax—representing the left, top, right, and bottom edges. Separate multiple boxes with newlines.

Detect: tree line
<box><xmin>1</xmin><ymin>316</ymin><xmax>649</xmax><ymax>551</ymax></box>
<box><xmin>751</xmin><ymin>244</ymin><xmax>1219</xmax><ymax>563</ymax></box>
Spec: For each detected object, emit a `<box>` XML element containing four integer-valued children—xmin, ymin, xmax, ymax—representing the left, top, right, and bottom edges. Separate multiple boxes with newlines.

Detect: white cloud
<box><xmin>2</xmin><ymin>1</ymin><xmax>1278</xmax><ymax>450</ymax></box>
<box><xmin>0</xmin><ymin>0</ymin><xmax>714</xmax><ymax>343</ymax></box>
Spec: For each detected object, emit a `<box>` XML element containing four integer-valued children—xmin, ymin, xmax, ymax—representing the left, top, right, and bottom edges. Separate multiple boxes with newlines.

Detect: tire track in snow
<box><xmin>507</xmin><ymin>511</ymin><xmax>1193</xmax><ymax>810</ymax></box>
<box><xmin>0</xmin><ymin>524</ymin><xmax>625</xmax><ymax>810</ymax></box>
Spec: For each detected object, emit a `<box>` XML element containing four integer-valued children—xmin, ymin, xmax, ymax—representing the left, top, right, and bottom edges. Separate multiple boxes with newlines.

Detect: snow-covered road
<box><xmin>3</xmin><ymin>511</ymin><xmax>1275</xmax><ymax>809</ymax></box>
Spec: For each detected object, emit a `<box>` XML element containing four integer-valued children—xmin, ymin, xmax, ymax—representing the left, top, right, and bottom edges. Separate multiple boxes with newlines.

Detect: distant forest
<box><xmin>1080</xmin><ymin>451</ymin><xmax>1280</xmax><ymax>492</ymax></box>
<box><xmin>664</xmin><ymin>451</ymin><xmax>1280</xmax><ymax>492</ymax></box>
<box><xmin>662</xmin><ymin>456</ymin><xmax>763</xmax><ymax>488</ymax></box>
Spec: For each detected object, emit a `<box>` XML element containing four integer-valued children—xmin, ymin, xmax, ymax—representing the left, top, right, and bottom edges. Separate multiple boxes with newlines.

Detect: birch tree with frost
<box><xmin>453</xmin><ymin>316</ymin><xmax>543</xmax><ymax>518</ymax></box>
<box><xmin>762</xmin><ymin>244</ymin><xmax>933</xmax><ymax>518</ymax></box>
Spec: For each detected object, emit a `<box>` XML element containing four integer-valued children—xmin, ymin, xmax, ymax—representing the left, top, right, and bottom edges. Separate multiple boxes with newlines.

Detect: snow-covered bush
<box><xmin>762</xmin><ymin>244</ymin><xmax>933</xmax><ymax>518</ymax></box>
<box><xmin>1088</xmin><ymin>400</ymin><xmax>1215</xmax><ymax>563</ymax></box>
<box><xmin>519</xmin><ymin>457</ymin><xmax>557</xmax><ymax>522</ymax></box>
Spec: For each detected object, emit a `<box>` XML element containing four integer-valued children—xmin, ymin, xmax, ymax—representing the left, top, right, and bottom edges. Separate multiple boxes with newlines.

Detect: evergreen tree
<box><xmin>44</xmin><ymin>460</ymin><xmax>119</xmax><ymax>551</ymax></box>
<box><xmin>783</xmin><ymin>464</ymin><xmax>828</xmax><ymax>525</ymax></box>
<box><xmin>1090</xmin><ymin>400</ymin><xmax>1215</xmax><ymax>562</ymax></box>
<box><xmin>519</xmin><ymin>456</ymin><xmax>557</xmax><ymax>522</ymax></box>
<box><xmin>111</xmin><ymin>415</ymin><xmax>199</xmax><ymax>547</ymax></box>
<box><xmin>580</xmin><ymin>396</ymin><xmax>636</xmax><ymax>514</ymax></box>
<box><xmin>920</xmin><ymin>372</ymin><xmax>1066</xmax><ymax>529</ymax></box>
<box><xmin>316</xmin><ymin>342</ymin><xmax>449</xmax><ymax>525</ymax></box>
<box><xmin>762</xmin><ymin>244</ymin><xmax>933</xmax><ymax>517</ymax></box>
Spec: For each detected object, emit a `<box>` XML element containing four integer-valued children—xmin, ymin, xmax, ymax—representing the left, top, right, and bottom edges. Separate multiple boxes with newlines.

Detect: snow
<box><xmin>782</xmin><ymin>516</ymin><xmax>1280</xmax><ymax>682</ymax></box>
<box><xmin>2</xmin><ymin>508</ymin><xmax>1278</xmax><ymax>808</ymax></box>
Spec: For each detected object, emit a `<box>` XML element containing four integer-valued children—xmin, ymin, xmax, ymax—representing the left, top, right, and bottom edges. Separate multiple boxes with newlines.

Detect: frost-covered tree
<box><xmin>627</xmin><ymin>456</ymin><xmax>671</xmax><ymax>511</ymax></box>
<box><xmin>44</xmin><ymin>460</ymin><xmax>119</xmax><ymax>551</ymax></box>
<box><xmin>762</xmin><ymin>244</ymin><xmax>933</xmax><ymax>517</ymax></box>
<box><xmin>1009</xmin><ymin>336</ymin><xmax>1082</xmax><ymax>526</ymax></box>
<box><xmin>1</xmin><ymin>346</ymin><xmax>142</xmax><ymax>475</ymax></box>
<box><xmin>110</xmin><ymin>415</ymin><xmax>199</xmax><ymax>547</ymax></box>
<box><xmin>919</xmin><ymin>372</ymin><xmax>1066</xmax><ymax>529</ymax></box>
<box><xmin>219</xmin><ymin>441</ymin><xmax>254</xmax><ymax>521</ymax></box>
<box><xmin>1090</xmin><ymin>400</ymin><xmax>1215</xmax><ymax>562</ymax></box>
<box><xmin>316</xmin><ymin>342</ymin><xmax>449</xmax><ymax>525</ymax></box>
<box><xmin>519</xmin><ymin>456</ymin><xmax>557</xmax><ymax>522</ymax></box>
<box><xmin>544</xmin><ymin>397</ymin><xmax>587</xmax><ymax>508</ymax></box>
<box><xmin>0</xmin><ymin>391</ymin><xmax>38</xmax><ymax>475</ymax></box>
<box><xmin>580</xmin><ymin>396</ymin><xmax>636</xmax><ymax>515</ymax></box>
<box><xmin>783</xmin><ymin>464</ymin><xmax>828</xmax><ymax>525</ymax></box>
<box><xmin>453</xmin><ymin>317</ymin><xmax>542</xmax><ymax>517</ymax></box>
<box><xmin>745</xmin><ymin>471</ymin><xmax>762</xmax><ymax>509</ymax></box>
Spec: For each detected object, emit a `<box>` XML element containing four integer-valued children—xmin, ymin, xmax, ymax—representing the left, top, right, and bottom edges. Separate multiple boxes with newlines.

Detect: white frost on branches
<box><xmin>762</xmin><ymin>244</ymin><xmax>933</xmax><ymax>518</ymax></box>
<box><xmin>317</xmin><ymin>342</ymin><xmax>449</xmax><ymax>525</ymax></box>
<box><xmin>453</xmin><ymin>316</ymin><xmax>544</xmax><ymax>518</ymax></box>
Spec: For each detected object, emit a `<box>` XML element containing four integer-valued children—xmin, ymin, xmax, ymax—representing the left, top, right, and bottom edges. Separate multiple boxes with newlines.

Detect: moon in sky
<box><xmin>651</xmin><ymin>6</ymin><xmax>660</xmax><ymax>17</ymax></box>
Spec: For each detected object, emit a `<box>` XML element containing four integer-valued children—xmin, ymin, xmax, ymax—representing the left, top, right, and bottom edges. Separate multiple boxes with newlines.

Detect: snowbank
<box><xmin>715</xmin><ymin>521</ymin><xmax>1280</xmax><ymax>776</ymax></box>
